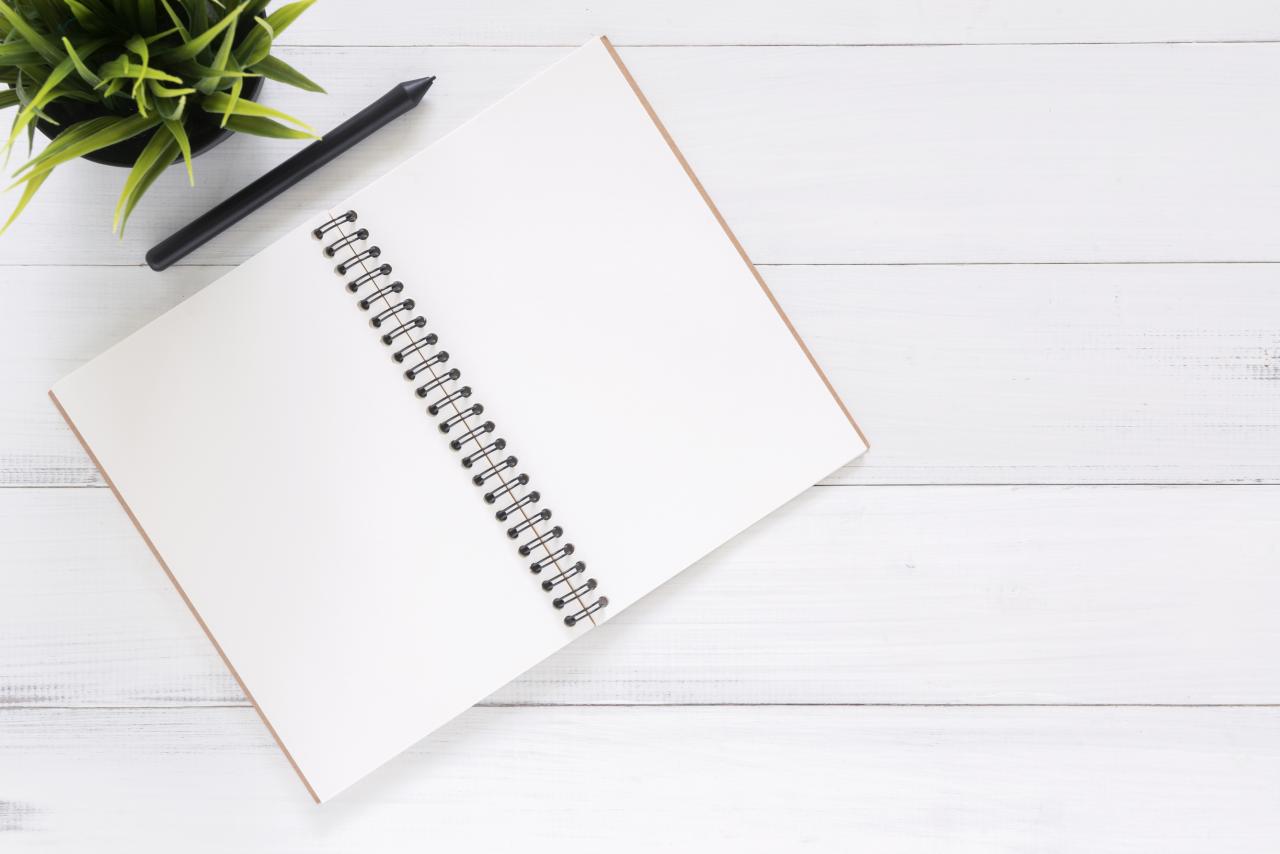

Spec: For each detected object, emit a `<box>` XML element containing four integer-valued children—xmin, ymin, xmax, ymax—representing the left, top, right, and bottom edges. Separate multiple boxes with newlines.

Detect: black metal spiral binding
<box><xmin>347</xmin><ymin>264</ymin><xmax>393</xmax><ymax>293</ymax></box>
<box><xmin>358</xmin><ymin>281</ymin><xmax>404</xmax><ymax>309</ymax></box>
<box><xmin>312</xmin><ymin>210</ymin><xmax>356</xmax><ymax>239</ymax></box>
<box><xmin>335</xmin><ymin>246</ymin><xmax>381</xmax><ymax>276</ymax></box>
<box><xmin>324</xmin><ymin>229</ymin><xmax>369</xmax><ymax>256</ymax></box>
<box><xmin>314</xmin><ymin>211</ymin><xmax>608</xmax><ymax>628</ymax></box>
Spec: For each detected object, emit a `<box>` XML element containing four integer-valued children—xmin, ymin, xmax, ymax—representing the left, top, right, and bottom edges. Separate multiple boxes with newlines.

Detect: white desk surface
<box><xmin>2</xmin><ymin>3</ymin><xmax>1279</xmax><ymax>850</ymax></box>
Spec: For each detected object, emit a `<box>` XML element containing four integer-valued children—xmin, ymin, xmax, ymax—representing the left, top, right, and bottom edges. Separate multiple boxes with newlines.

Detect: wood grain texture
<box><xmin>3</xmin><ymin>706</ymin><xmax>1278</xmax><ymax>852</ymax></box>
<box><xmin>0</xmin><ymin>44</ymin><xmax>1277</xmax><ymax>265</ymax></box>
<box><xmin>5</xmin><ymin>485</ymin><xmax>1279</xmax><ymax>707</ymax></box>
<box><xmin>6</xmin><ymin>263</ymin><xmax>1278</xmax><ymax>487</ymax></box>
<box><xmin>271</xmin><ymin>0</ymin><xmax>1280</xmax><ymax>46</ymax></box>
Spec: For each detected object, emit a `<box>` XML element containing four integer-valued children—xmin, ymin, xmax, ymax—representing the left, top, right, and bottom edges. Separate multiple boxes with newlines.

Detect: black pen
<box><xmin>146</xmin><ymin>76</ymin><xmax>435</xmax><ymax>272</ymax></box>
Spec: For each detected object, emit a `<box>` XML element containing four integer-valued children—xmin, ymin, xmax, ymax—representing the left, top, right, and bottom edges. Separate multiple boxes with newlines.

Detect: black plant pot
<box><xmin>33</xmin><ymin>75</ymin><xmax>265</xmax><ymax>168</ymax></box>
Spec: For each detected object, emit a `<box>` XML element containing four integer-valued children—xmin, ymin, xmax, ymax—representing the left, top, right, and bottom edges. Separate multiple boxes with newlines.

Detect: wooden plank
<box><xmin>2</xmin><ymin>706</ymin><xmax>1277</xmax><ymax>850</ymax></box>
<box><xmin>6</xmin><ymin>263</ymin><xmax>1279</xmax><ymax>487</ymax></box>
<box><xmin>274</xmin><ymin>0</ymin><xmax>1280</xmax><ymax>46</ymax></box>
<box><xmin>796</xmin><ymin>263</ymin><xmax>1280</xmax><ymax>485</ymax></box>
<box><xmin>4</xmin><ymin>485</ymin><xmax>1278</xmax><ymax>707</ymax></box>
<box><xmin>1</xmin><ymin>44</ymin><xmax>1276</xmax><ymax>265</ymax></box>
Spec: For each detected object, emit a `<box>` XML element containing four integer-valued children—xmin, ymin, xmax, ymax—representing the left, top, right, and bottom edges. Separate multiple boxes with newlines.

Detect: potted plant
<box><xmin>0</xmin><ymin>0</ymin><xmax>323</xmax><ymax>234</ymax></box>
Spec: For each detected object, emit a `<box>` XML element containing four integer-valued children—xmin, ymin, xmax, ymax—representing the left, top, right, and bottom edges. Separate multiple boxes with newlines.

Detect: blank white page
<box><xmin>336</xmin><ymin>37</ymin><xmax>867</xmax><ymax>617</ymax></box>
<box><xmin>51</xmin><ymin>36</ymin><xmax>866</xmax><ymax>805</ymax></box>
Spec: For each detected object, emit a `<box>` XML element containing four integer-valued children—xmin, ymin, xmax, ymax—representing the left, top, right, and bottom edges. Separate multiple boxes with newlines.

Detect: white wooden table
<box><xmin>3</xmin><ymin>3</ymin><xmax>1279</xmax><ymax>850</ymax></box>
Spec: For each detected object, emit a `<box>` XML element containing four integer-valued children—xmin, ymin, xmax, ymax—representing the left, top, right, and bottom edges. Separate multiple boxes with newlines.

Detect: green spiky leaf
<box><xmin>238</xmin><ymin>15</ymin><xmax>272</xmax><ymax>67</ymax></box>
<box><xmin>154</xmin><ymin>1</ymin><xmax>245</xmax><ymax>61</ymax></box>
<box><xmin>0</xmin><ymin>161</ymin><xmax>48</xmax><ymax>234</ymax></box>
<box><xmin>222</xmin><ymin>113</ymin><xmax>314</xmax><ymax>139</ymax></box>
<box><xmin>195</xmin><ymin>19</ymin><xmax>236</xmax><ymax>93</ymax></box>
<box><xmin>179</xmin><ymin>0</ymin><xmax>208</xmax><ymax>36</ymax></box>
<box><xmin>146</xmin><ymin>78</ymin><xmax>194</xmax><ymax>97</ymax></box>
<box><xmin>125</xmin><ymin>35</ymin><xmax>152</xmax><ymax>114</ymax></box>
<box><xmin>218</xmin><ymin>72</ymin><xmax>241</xmax><ymax>127</ymax></box>
<box><xmin>97</xmin><ymin>54</ymin><xmax>184</xmax><ymax>85</ymax></box>
<box><xmin>250</xmin><ymin>53</ymin><xmax>322</xmax><ymax>93</ymax></box>
<box><xmin>114</xmin><ymin>122</ymin><xmax>178</xmax><ymax>233</ymax></box>
<box><xmin>0</xmin><ymin>42</ymin><xmax>44</xmax><ymax>65</ymax></box>
<box><xmin>153</xmin><ymin>89</ymin><xmax>184</xmax><ymax>119</ymax></box>
<box><xmin>157</xmin><ymin>0</ymin><xmax>190</xmax><ymax>40</ymax></box>
<box><xmin>62</xmin><ymin>37</ymin><xmax>103</xmax><ymax>86</ymax></box>
<box><xmin>64</xmin><ymin>0</ymin><xmax>112</xmax><ymax>33</ymax></box>
<box><xmin>263</xmin><ymin>0</ymin><xmax>315</xmax><ymax>41</ymax></box>
<box><xmin>14</xmin><ymin>113</ymin><xmax>158</xmax><ymax>181</ymax></box>
<box><xmin>175</xmin><ymin>60</ymin><xmax>258</xmax><ymax>80</ymax></box>
<box><xmin>0</xmin><ymin>0</ymin><xmax>63</xmax><ymax>64</ymax></box>
<box><xmin>6</xmin><ymin>55</ymin><xmax>75</xmax><ymax>150</ymax></box>
<box><xmin>242</xmin><ymin>0</ymin><xmax>271</xmax><ymax>19</ymax></box>
<box><xmin>162</xmin><ymin>115</ymin><xmax>191</xmax><ymax>182</ymax></box>
<box><xmin>202</xmin><ymin>89</ymin><xmax>314</xmax><ymax>133</ymax></box>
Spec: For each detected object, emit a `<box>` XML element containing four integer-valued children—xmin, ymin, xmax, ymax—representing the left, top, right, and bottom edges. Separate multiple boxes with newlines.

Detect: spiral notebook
<box><xmin>49</xmin><ymin>37</ymin><xmax>868</xmax><ymax>802</ymax></box>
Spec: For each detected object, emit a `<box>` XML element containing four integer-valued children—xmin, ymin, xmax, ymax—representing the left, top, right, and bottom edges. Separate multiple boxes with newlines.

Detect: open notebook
<box><xmin>50</xmin><ymin>37</ymin><xmax>868</xmax><ymax>802</ymax></box>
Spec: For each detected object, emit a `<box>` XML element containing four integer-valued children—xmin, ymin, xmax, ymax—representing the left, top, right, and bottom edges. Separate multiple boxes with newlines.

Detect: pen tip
<box><xmin>401</xmin><ymin>76</ymin><xmax>436</xmax><ymax>103</ymax></box>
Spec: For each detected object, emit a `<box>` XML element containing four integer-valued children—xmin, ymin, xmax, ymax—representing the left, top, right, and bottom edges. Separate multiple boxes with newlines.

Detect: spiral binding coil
<box><xmin>313</xmin><ymin>210</ymin><xmax>609</xmax><ymax>627</ymax></box>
